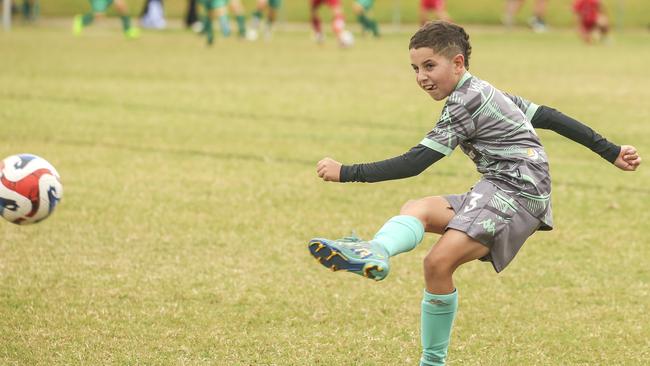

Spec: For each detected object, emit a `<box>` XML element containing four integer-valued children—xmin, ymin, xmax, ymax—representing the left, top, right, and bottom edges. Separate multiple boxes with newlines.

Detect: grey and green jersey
<box><xmin>421</xmin><ymin>72</ymin><xmax>553</xmax><ymax>228</ymax></box>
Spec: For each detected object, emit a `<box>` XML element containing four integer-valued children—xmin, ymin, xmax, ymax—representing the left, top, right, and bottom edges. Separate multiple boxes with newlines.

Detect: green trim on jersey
<box><xmin>455</xmin><ymin>71</ymin><xmax>472</xmax><ymax>90</ymax></box>
<box><xmin>525</xmin><ymin>102</ymin><xmax>540</xmax><ymax>122</ymax></box>
<box><xmin>420</xmin><ymin>138</ymin><xmax>453</xmax><ymax>156</ymax></box>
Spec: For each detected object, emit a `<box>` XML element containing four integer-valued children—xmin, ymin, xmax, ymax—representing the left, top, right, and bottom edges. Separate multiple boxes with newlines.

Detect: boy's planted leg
<box><xmin>420</xmin><ymin>229</ymin><xmax>489</xmax><ymax>366</ymax></box>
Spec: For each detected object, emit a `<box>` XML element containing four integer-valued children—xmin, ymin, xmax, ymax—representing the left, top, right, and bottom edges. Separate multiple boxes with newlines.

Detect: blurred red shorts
<box><xmin>580</xmin><ymin>18</ymin><xmax>597</xmax><ymax>32</ymax></box>
<box><xmin>421</xmin><ymin>0</ymin><xmax>446</xmax><ymax>11</ymax></box>
<box><xmin>311</xmin><ymin>0</ymin><xmax>341</xmax><ymax>7</ymax></box>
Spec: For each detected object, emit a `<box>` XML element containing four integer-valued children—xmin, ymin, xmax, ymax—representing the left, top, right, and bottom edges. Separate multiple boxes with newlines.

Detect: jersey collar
<box><xmin>455</xmin><ymin>71</ymin><xmax>472</xmax><ymax>90</ymax></box>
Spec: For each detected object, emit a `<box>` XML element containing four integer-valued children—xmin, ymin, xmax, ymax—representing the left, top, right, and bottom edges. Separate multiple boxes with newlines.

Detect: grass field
<box><xmin>1</xmin><ymin>22</ymin><xmax>650</xmax><ymax>365</ymax></box>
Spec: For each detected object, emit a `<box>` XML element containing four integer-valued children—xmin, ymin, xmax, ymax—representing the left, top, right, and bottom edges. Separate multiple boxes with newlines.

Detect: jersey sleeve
<box><xmin>339</xmin><ymin>145</ymin><xmax>445</xmax><ymax>183</ymax></box>
<box><xmin>503</xmin><ymin>92</ymin><xmax>540</xmax><ymax>123</ymax></box>
<box><xmin>530</xmin><ymin>105</ymin><xmax>620</xmax><ymax>163</ymax></box>
<box><xmin>419</xmin><ymin>100</ymin><xmax>475</xmax><ymax>156</ymax></box>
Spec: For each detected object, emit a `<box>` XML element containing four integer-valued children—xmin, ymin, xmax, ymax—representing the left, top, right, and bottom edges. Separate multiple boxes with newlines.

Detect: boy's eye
<box><xmin>425</xmin><ymin>64</ymin><xmax>434</xmax><ymax>71</ymax></box>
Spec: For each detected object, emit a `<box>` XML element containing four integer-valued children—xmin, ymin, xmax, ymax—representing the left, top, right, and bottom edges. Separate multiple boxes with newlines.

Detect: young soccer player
<box><xmin>310</xmin><ymin>0</ymin><xmax>353</xmax><ymax>47</ymax></box>
<box><xmin>573</xmin><ymin>0</ymin><xmax>609</xmax><ymax>43</ymax></box>
<box><xmin>353</xmin><ymin>0</ymin><xmax>380</xmax><ymax>37</ymax></box>
<box><xmin>503</xmin><ymin>0</ymin><xmax>547</xmax><ymax>32</ymax></box>
<box><xmin>197</xmin><ymin>0</ymin><xmax>248</xmax><ymax>45</ymax></box>
<box><xmin>72</xmin><ymin>0</ymin><xmax>140</xmax><ymax>39</ymax></box>
<box><xmin>308</xmin><ymin>21</ymin><xmax>641</xmax><ymax>366</ymax></box>
<box><xmin>419</xmin><ymin>0</ymin><xmax>451</xmax><ymax>25</ymax></box>
<box><xmin>249</xmin><ymin>0</ymin><xmax>281</xmax><ymax>40</ymax></box>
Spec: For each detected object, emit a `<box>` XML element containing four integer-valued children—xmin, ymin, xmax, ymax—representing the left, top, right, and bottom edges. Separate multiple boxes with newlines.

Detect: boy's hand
<box><xmin>614</xmin><ymin>145</ymin><xmax>642</xmax><ymax>171</ymax></box>
<box><xmin>317</xmin><ymin>157</ymin><xmax>342</xmax><ymax>182</ymax></box>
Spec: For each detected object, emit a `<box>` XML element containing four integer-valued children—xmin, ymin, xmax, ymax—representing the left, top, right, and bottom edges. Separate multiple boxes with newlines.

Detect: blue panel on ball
<box><xmin>14</xmin><ymin>154</ymin><xmax>38</xmax><ymax>170</ymax></box>
<box><xmin>0</xmin><ymin>197</ymin><xmax>18</xmax><ymax>211</ymax></box>
<box><xmin>47</xmin><ymin>186</ymin><xmax>60</xmax><ymax>213</ymax></box>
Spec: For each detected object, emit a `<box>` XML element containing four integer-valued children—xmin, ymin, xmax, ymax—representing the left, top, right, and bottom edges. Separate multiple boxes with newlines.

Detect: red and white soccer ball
<box><xmin>0</xmin><ymin>154</ymin><xmax>63</xmax><ymax>225</ymax></box>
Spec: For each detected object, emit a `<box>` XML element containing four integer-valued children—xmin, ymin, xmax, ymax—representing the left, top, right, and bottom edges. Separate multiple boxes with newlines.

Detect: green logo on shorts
<box><xmin>478</xmin><ymin>219</ymin><xmax>496</xmax><ymax>235</ymax></box>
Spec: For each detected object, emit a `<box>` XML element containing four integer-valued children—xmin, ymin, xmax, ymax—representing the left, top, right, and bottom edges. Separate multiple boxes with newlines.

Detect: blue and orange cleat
<box><xmin>308</xmin><ymin>236</ymin><xmax>390</xmax><ymax>281</ymax></box>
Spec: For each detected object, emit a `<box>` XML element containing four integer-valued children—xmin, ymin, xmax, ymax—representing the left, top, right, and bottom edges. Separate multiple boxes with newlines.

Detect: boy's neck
<box><xmin>455</xmin><ymin>70</ymin><xmax>472</xmax><ymax>91</ymax></box>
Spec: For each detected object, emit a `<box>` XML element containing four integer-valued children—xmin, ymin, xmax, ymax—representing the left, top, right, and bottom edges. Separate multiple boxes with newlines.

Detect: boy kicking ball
<box><xmin>308</xmin><ymin>21</ymin><xmax>641</xmax><ymax>366</ymax></box>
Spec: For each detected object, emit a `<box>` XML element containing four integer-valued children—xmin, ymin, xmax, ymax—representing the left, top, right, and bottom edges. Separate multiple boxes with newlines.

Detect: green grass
<box><xmin>1</xmin><ymin>23</ymin><xmax>649</xmax><ymax>365</ymax></box>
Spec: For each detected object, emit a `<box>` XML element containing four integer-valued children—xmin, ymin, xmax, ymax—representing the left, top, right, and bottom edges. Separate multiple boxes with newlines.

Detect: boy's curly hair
<box><xmin>409</xmin><ymin>21</ymin><xmax>472</xmax><ymax>69</ymax></box>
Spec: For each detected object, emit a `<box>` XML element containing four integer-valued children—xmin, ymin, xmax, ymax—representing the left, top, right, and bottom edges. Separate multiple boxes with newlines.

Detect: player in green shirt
<box><xmin>72</xmin><ymin>0</ymin><xmax>140</xmax><ymax>39</ymax></box>
<box><xmin>249</xmin><ymin>0</ymin><xmax>282</xmax><ymax>40</ymax></box>
<box><xmin>198</xmin><ymin>0</ymin><xmax>248</xmax><ymax>45</ymax></box>
<box><xmin>353</xmin><ymin>0</ymin><xmax>379</xmax><ymax>37</ymax></box>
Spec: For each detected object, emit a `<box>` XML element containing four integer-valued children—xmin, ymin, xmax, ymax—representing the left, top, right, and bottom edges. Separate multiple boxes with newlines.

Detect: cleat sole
<box><xmin>308</xmin><ymin>239</ymin><xmax>388</xmax><ymax>281</ymax></box>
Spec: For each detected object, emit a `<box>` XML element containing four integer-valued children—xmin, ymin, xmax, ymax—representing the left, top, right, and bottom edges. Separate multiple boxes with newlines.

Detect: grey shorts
<box><xmin>444</xmin><ymin>180</ymin><xmax>541</xmax><ymax>273</ymax></box>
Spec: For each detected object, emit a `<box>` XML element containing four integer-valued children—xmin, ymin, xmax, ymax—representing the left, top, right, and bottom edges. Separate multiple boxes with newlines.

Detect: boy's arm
<box><xmin>505</xmin><ymin>93</ymin><xmax>641</xmax><ymax>171</ymax></box>
<box><xmin>317</xmin><ymin>144</ymin><xmax>445</xmax><ymax>182</ymax></box>
<box><xmin>530</xmin><ymin>106</ymin><xmax>642</xmax><ymax>170</ymax></box>
<box><xmin>530</xmin><ymin>106</ymin><xmax>620</xmax><ymax>162</ymax></box>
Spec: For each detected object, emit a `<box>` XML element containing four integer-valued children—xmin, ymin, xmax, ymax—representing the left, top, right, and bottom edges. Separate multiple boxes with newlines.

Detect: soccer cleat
<box><xmin>72</xmin><ymin>15</ymin><xmax>84</xmax><ymax>36</ymax></box>
<box><xmin>308</xmin><ymin>236</ymin><xmax>390</xmax><ymax>281</ymax></box>
<box><xmin>124</xmin><ymin>27</ymin><xmax>141</xmax><ymax>39</ymax></box>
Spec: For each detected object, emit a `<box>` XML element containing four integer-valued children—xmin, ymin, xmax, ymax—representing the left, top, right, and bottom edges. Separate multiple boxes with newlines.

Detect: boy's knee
<box><xmin>423</xmin><ymin>251</ymin><xmax>455</xmax><ymax>279</ymax></box>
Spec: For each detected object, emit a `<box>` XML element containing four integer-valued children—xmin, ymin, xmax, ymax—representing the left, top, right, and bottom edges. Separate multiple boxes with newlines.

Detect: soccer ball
<box><xmin>0</xmin><ymin>154</ymin><xmax>63</xmax><ymax>225</ymax></box>
<box><xmin>339</xmin><ymin>30</ymin><xmax>354</xmax><ymax>48</ymax></box>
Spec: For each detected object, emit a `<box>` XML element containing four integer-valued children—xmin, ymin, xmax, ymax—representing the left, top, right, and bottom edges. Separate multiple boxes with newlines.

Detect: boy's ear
<box><xmin>453</xmin><ymin>54</ymin><xmax>465</xmax><ymax>70</ymax></box>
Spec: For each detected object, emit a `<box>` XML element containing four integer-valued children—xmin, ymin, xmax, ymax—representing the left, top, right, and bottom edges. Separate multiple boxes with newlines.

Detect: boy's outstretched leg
<box><xmin>308</xmin><ymin>215</ymin><xmax>424</xmax><ymax>280</ymax></box>
<box><xmin>308</xmin><ymin>196</ymin><xmax>453</xmax><ymax>281</ymax></box>
<box><xmin>420</xmin><ymin>229</ymin><xmax>489</xmax><ymax>366</ymax></box>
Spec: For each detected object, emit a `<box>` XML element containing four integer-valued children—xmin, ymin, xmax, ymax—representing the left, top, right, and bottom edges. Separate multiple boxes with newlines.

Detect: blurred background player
<box><xmin>503</xmin><ymin>0</ymin><xmax>547</xmax><ymax>32</ymax></box>
<box><xmin>73</xmin><ymin>0</ymin><xmax>140</xmax><ymax>38</ymax></box>
<box><xmin>197</xmin><ymin>0</ymin><xmax>247</xmax><ymax>45</ymax></box>
<box><xmin>353</xmin><ymin>0</ymin><xmax>379</xmax><ymax>37</ymax></box>
<box><xmin>573</xmin><ymin>0</ymin><xmax>609</xmax><ymax>43</ymax></box>
<box><xmin>249</xmin><ymin>0</ymin><xmax>281</xmax><ymax>40</ymax></box>
<box><xmin>419</xmin><ymin>0</ymin><xmax>451</xmax><ymax>25</ymax></box>
<box><xmin>227</xmin><ymin>0</ymin><xmax>249</xmax><ymax>38</ymax></box>
<box><xmin>15</xmin><ymin>0</ymin><xmax>39</xmax><ymax>21</ymax></box>
<box><xmin>310</xmin><ymin>0</ymin><xmax>353</xmax><ymax>47</ymax></box>
<box><xmin>139</xmin><ymin>0</ymin><xmax>166</xmax><ymax>29</ymax></box>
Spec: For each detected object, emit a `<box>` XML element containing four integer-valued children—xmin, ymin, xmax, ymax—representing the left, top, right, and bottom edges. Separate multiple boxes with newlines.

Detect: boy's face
<box><xmin>409</xmin><ymin>47</ymin><xmax>465</xmax><ymax>101</ymax></box>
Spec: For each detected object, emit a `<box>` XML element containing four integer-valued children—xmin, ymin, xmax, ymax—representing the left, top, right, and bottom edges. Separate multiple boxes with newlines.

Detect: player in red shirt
<box><xmin>419</xmin><ymin>0</ymin><xmax>451</xmax><ymax>25</ymax></box>
<box><xmin>573</xmin><ymin>0</ymin><xmax>609</xmax><ymax>43</ymax></box>
<box><xmin>310</xmin><ymin>0</ymin><xmax>352</xmax><ymax>47</ymax></box>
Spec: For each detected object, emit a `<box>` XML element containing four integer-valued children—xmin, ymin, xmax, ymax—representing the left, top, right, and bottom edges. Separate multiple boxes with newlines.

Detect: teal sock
<box><xmin>372</xmin><ymin>215</ymin><xmax>424</xmax><ymax>257</ymax></box>
<box><xmin>236</xmin><ymin>15</ymin><xmax>246</xmax><ymax>36</ymax></box>
<box><xmin>120</xmin><ymin>15</ymin><xmax>131</xmax><ymax>32</ymax></box>
<box><xmin>421</xmin><ymin>289</ymin><xmax>458</xmax><ymax>366</ymax></box>
<box><xmin>82</xmin><ymin>12</ymin><xmax>94</xmax><ymax>26</ymax></box>
<box><xmin>218</xmin><ymin>14</ymin><xmax>231</xmax><ymax>37</ymax></box>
